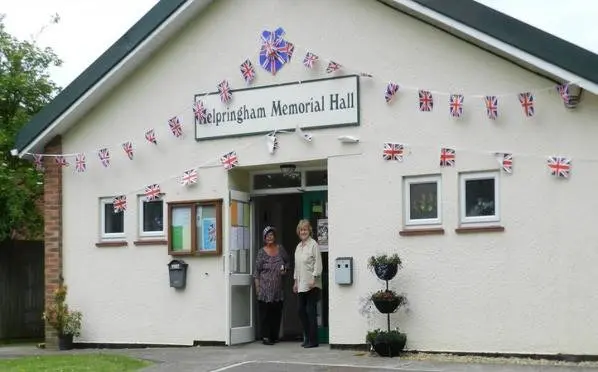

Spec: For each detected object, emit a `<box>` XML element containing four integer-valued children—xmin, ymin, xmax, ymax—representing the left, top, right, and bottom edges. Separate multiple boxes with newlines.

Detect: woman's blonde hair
<box><xmin>296</xmin><ymin>219</ymin><xmax>313</xmax><ymax>237</ymax></box>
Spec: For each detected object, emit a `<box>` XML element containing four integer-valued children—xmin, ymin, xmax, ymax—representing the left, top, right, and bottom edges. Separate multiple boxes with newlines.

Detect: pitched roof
<box><xmin>14</xmin><ymin>0</ymin><xmax>598</xmax><ymax>155</ymax></box>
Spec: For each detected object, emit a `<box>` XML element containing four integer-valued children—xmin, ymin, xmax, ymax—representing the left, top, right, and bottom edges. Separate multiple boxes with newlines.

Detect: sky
<box><xmin>1</xmin><ymin>0</ymin><xmax>597</xmax><ymax>88</ymax></box>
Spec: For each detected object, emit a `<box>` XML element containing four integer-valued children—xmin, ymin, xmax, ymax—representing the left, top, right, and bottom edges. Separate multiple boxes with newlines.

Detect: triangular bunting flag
<box><xmin>145</xmin><ymin>129</ymin><xmax>157</xmax><ymax>145</ymax></box>
<box><xmin>326</xmin><ymin>61</ymin><xmax>341</xmax><ymax>73</ymax></box>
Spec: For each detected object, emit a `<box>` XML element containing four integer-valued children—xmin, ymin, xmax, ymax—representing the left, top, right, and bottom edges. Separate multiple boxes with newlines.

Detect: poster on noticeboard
<box><xmin>317</xmin><ymin>219</ymin><xmax>328</xmax><ymax>251</ymax></box>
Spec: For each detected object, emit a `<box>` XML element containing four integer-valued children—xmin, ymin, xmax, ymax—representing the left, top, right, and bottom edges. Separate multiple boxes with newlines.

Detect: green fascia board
<box><xmin>411</xmin><ymin>0</ymin><xmax>598</xmax><ymax>85</ymax></box>
<box><xmin>14</xmin><ymin>0</ymin><xmax>189</xmax><ymax>153</ymax></box>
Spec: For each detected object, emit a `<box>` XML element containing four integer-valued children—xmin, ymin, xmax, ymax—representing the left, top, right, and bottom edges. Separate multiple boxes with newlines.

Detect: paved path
<box><xmin>1</xmin><ymin>342</ymin><xmax>598</xmax><ymax>371</ymax></box>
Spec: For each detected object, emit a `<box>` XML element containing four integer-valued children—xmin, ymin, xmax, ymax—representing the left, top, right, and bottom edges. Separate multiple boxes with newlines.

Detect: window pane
<box><xmin>409</xmin><ymin>182</ymin><xmax>438</xmax><ymax>220</ymax></box>
<box><xmin>465</xmin><ymin>178</ymin><xmax>495</xmax><ymax>217</ymax></box>
<box><xmin>104</xmin><ymin>203</ymin><xmax>124</xmax><ymax>234</ymax></box>
<box><xmin>253</xmin><ymin>173</ymin><xmax>301</xmax><ymax>189</ymax></box>
<box><xmin>196</xmin><ymin>204</ymin><xmax>217</xmax><ymax>252</ymax></box>
<box><xmin>171</xmin><ymin>207</ymin><xmax>192</xmax><ymax>252</ymax></box>
<box><xmin>143</xmin><ymin>200</ymin><xmax>164</xmax><ymax>232</ymax></box>
<box><xmin>305</xmin><ymin>170</ymin><xmax>327</xmax><ymax>186</ymax></box>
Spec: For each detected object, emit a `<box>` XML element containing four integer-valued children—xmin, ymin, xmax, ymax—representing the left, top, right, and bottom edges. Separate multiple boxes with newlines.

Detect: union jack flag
<box><xmin>193</xmin><ymin>100</ymin><xmax>207</xmax><ymax>123</ymax></box>
<box><xmin>282</xmin><ymin>42</ymin><xmax>294</xmax><ymax>61</ymax></box>
<box><xmin>240</xmin><ymin>59</ymin><xmax>256</xmax><ymax>84</ymax></box>
<box><xmin>113</xmin><ymin>195</ymin><xmax>127</xmax><ymax>213</ymax></box>
<box><xmin>33</xmin><ymin>154</ymin><xmax>44</xmax><ymax>171</ymax></box>
<box><xmin>220</xmin><ymin>151</ymin><xmax>238</xmax><ymax>170</ymax></box>
<box><xmin>75</xmin><ymin>153</ymin><xmax>86</xmax><ymax>173</ymax></box>
<box><xmin>501</xmin><ymin>153</ymin><xmax>513</xmax><ymax>174</ymax></box>
<box><xmin>55</xmin><ymin>156</ymin><xmax>69</xmax><ymax>167</ymax></box>
<box><xmin>547</xmin><ymin>156</ymin><xmax>571</xmax><ymax>178</ymax></box>
<box><xmin>122</xmin><ymin>142</ymin><xmax>134</xmax><ymax>160</ymax></box>
<box><xmin>259</xmin><ymin>28</ymin><xmax>291</xmax><ymax>75</ymax></box>
<box><xmin>303</xmin><ymin>52</ymin><xmax>318</xmax><ymax>68</ymax></box>
<box><xmin>144</xmin><ymin>184</ymin><xmax>161</xmax><ymax>201</ymax></box>
<box><xmin>556</xmin><ymin>84</ymin><xmax>570</xmax><ymax>105</ymax></box>
<box><xmin>385</xmin><ymin>82</ymin><xmax>399</xmax><ymax>103</ymax></box>
<box><xmin>326</xmin><ymin>61</ymin><xmax>341</xmax><ymax>73</ymax></box>
<box><xmin>518</xmin><ymin>92</ymin><xmax>535</xmax><ymax>117</ymax></box>
<box><xmin>449</xmin><ymin>94</ymin><xmax>464</xmax><ymax>118</ymax></box>
<box><xmin>145</xmin><ymin>129</ymin><xmax>157</xmax><ymax>145</ymax></box>
<box><xmin>181</xmin><ymin>168</ymin><xmax>198</xmax><ymax>186</ymax></box>
<box><xmin>484</xmin><ymin>96</ymin><xmax>498</xmax><ymax>120</ymax></box>
<box><xmin>383</xmin><ymin>143</ymin><xmax>404</xmax><ymax>161</ymax></box>
<box><xmin>218</xmin><ymin>80</ymin><xmax>232</xmax><ymax>104</ymax></box>
<box><xmin>439</xmin><ymin>148</ymin><xmax>455</xmax><ymax>167</ymax></box>
<box><xmin>168</xmin><ymin>116</ymin><xmax>183</xmax><ymax>138</ymax></box>
<box><xmin>98</xmin><ymin>148</ymin><xmax>110</xmax><ymax>167</ymax></box>
<box><xmin>419</xmin><ymin>90</ymin><xmax>433</xmax><ymax>112</ymax></box>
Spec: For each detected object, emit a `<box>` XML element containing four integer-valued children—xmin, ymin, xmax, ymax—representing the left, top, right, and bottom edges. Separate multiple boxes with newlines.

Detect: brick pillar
<box><xmin>43</xmin><ymin>136</ymin><xmax>63</xmax><ymax>348</ymax></box>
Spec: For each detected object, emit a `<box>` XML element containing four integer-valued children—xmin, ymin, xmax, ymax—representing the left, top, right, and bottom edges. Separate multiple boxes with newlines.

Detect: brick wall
<box><xmin>43</xmin><ymin>136</ymin><xmax>63</xmax><ymax>348</ymax></box>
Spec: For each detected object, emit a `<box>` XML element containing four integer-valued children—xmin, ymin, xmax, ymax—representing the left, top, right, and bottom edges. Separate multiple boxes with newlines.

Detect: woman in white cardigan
<box><xmin>293</xmin><ymin>219</ymin><xmax>323</xmax><ymax>348</ymax></box>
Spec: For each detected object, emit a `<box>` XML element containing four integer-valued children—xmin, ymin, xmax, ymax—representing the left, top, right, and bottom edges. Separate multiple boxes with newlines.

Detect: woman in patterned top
<box><xmin>253</xmin><ymin>226</ymin><xmax>289</xmax><ymax>345</ymax></box>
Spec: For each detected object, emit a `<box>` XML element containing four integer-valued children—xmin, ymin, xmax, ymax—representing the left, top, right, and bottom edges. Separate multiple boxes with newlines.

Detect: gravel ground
<box><xmin>398</xmin><ymin>351</ymin><xmax>598</xmax><ymax>368</ymax></box>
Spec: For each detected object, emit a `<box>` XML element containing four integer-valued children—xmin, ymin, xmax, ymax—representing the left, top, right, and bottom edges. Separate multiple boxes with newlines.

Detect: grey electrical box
<box><xmin>335</xmin><ymin>257</ymin><xmax>353</xmax><ymax>285</ymax></box>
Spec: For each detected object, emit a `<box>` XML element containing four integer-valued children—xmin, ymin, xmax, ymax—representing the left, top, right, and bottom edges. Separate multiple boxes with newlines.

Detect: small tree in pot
<box><xmin>43</xmin><ymin>281</ymin><xmax>82</xmax><ymax>350</ymax></box>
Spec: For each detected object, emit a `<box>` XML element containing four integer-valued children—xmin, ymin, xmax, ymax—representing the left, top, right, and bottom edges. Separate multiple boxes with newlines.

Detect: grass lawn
<box><xmin>0</xmin><ymin>354</ymin><xmax>152</xmax><ymax>371</ymax></box>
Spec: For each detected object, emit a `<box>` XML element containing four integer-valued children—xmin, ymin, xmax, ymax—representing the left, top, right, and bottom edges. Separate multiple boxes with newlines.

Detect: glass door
<box><xmin>228</xmin><ymin>190</ymin><xmax>254</xmax><ymax>344</ymax></box>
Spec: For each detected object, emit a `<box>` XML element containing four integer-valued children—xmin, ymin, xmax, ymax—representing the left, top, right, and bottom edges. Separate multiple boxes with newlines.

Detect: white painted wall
<box><xmin>60</xmin><ymin>0</ymin><xmax>598</xmax><ymax>353</ymax></box>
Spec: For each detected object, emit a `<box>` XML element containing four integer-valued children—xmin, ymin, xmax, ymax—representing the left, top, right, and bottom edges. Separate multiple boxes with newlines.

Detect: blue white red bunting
<box><xmin>220</xmin><ymin>151</ymin><xmax>239</xmax><ymax>170</ymax></box>
<box><xmin>382</xmin><ymin>143</ymin><xmax>404</xmax><ymax>161</ymax></box>
<box><xmin>419</xmin><ymin>90</ymin><xmax>433</xmax><ymax>112</ymax></box>
<box><xmin>266</xmin><ymin>133</ymin><xmax>279</xmax><ymax>155</ymax></box>
<box><xmin>181</xmin><ymin>169</ymin><xmax>198</xmax><ymax>186</ymax></box>
<box><xmin>518</xmin><ymin>92</ymin><xmax>535</xmax><ymax>117</ymax></box>
<box><xmin>113</xmin><ymin>195</ymin><xmax>127</xmax><ymax>212</ymax></box>
<box><xmin>303</xmin><ymin>52</ymin><xmax>318</xmax><ymax>68</ymax></box>
<box><xmin>218</xmin><ymin>80</ymin><xmax>232</xmax><ymax>104</ymax></box>
<box><xmin>33</xmin><ymin>154</ymin><xmax>44</xmax><ymax>171</ymax></box>
<box><xmin>145</xmin><ymin>129</ymin><xmax>157</xmax><ymax>145</ymax></box>
<box><xmin>547</xmin><ymin>156</ymin><xmax>571</xmax><ymax>178</ymax></box>
<box><xmin>240</xmin><ymin>59</ymin><xmax>256</xmax><ymax>84</ymax></box>
<box><xmin>440</xmin><ymin>148</ymin><xmax>455</xmax><ymax>167</ymax></box>
<box><xmin>75</xmin><ymin>153</ymin><xmax>86</xmax><ymax>173</ymax></box>
<box><xmin>168</xmin><ymin>116</ymin><xmax>183</xmax><ymax>138</ymax></box>
<box><xmin>122</xmin><ymin>142</ymin><xmax>134</xmax><ymax>160</ymax></box>
<box><xmin>259</xmin><ymin>27</ymin><xmax>292</xmax><ymax>75</ymax></box>
<box><xmin>449</xmin><ymin>94</ymin><xmax>464</xmax><ymax>118</ymax></box>
<box><xmin>484</xmin><ymin>96</ymin><xmax>498</xmax><ymax>120</ymax></box>
<box><xmin>98</xmin><ymin>148</ymin><xmax>110</xmax><ymax>167</ymax></box>
<box><xmin>385</xmin><ymin>82</ymin><xmax>399</xmax><ymax>103</ymax></box>
<box><xmin>326</xmin><ymin>61</ymin><xmax>341</xmax><ymax>73</ymax></box>
<box><xmin>144</xmin><ymin>184</ymin><xmax>161</xmax><ymax>201</ymax></box>
<box><xmin>55</xmin><ymin>156</ymin><xmax>68</xmax><ymax>167</ymax></box>
<box><xmin>193</xmin><ymin>100</ymin><xmax>208</xmax><ymax>123</ymax></box>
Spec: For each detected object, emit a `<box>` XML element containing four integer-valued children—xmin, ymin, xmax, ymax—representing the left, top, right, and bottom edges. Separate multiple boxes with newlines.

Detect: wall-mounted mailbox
<box><xmin>168</xmin><ymin>259</ymin><xmax>188</xmax><ymax>289</ymax></box>
<box><xmin>334</xmin><ymin>257</ymin><xmax>353</xmax><ymax>285</ymax></box>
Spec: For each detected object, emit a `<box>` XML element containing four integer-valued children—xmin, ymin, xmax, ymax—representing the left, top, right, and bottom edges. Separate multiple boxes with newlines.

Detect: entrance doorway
<box><xmin>253</xmin><ymin>190</ymin><xmax>329</xmax><ymax>343</ymax></box>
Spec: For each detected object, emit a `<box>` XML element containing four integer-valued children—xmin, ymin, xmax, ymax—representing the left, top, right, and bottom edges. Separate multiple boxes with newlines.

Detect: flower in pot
<box><xmin>42</xmin><ymin>282</ymin><xmax>83</xmax><ymax>350</ymax></box>
<box><xmin>367</xmin><ymin>254</ymin><xmax>402</xmax><ymax>281</ymax></box>
<box><xmin>370</xmin><ymin>290</ymin><xmax>407</xmax><ymax>314</ymax></box>
<box><xmin>372</xmin><ymin>329</ymin><xmax>407</xmax><ymax>357</ymax></box>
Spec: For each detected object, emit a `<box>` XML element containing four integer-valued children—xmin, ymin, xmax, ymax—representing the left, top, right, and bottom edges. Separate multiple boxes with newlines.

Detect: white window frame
<box><xmin>403</xmin><ymin>175</ymin><xmax>442</xmax><ymax>226</ymax></box>
<box><xmin>250</xmin><ymin>166</ymin><xmax>328</xmax><ymax>195</ymax></box>
<box><xmin>100</xmin><ymin>197</ymin><xmax>125</xmax><ymax>239</ymax></box>
<box><xmin>459</xmin><ymin>171</ymin><xmax>500</xmax><ymax>224</ymax></box>
<box><xmin>138</xmin><ymin>195</ymin><xmax>166</xmax><ymax>237</ymax></box>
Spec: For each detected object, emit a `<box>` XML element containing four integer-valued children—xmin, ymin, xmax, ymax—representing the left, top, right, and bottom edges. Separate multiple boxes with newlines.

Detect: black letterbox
<box><xmin>167</xmin><ymin>259</ymin><xmax>188</xmax><ymax>289</ymax></box>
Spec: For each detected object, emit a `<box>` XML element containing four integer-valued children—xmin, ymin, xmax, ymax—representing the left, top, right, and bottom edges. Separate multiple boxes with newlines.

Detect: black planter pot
<box><xmin>373</xmin><ymin>333</ymin><xmax>407</xmax><ymax>357</ymax></box>
<box><xmin>372</xmin><ymin>297</ymin><xmax>400</xmax><ymax>313</ymax></box>
<box><xmin>58</xmin><ymin>334</ymin><xmax>74</xmax><ymax>351</ymax></box>
<box><xmin>374</xmin><ymin>263</ymin><xmax>398</xmax><ymax>281</ymax></box>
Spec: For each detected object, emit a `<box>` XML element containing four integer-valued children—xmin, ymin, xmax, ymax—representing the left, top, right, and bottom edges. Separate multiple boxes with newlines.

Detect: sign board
<box><xmin>194</xmin><ymin>75</ymin><xmax>359</xmax><ymax>140</ymax></box>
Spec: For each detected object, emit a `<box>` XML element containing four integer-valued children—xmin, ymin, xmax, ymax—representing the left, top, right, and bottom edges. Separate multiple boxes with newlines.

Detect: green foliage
<box><xmin>367</xmin><ymin>254</ymin><xmax>402</xmax><ymax>269</ymax></box>
<box><xmin>0</xmin><ymin>14</ymin><xmax>61</xmax><ymax>241</ymax></box>
<box><xmin>0</xmin><ymin>354</ymin><xmax>151</xmax><ymax>371</ymax></box>
<box><xmin>366</xmin><ymin>329</ymin><xmax>406</xmax><ymax>344</ymax></box>
<box><xmin>42</xmin><ymin>282</ymin><xmax>83</xmax><ymax>337</ymax></box>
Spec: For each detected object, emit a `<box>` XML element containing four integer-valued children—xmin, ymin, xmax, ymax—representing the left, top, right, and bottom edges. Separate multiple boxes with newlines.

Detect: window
<box><xmin>305</xmin><ymin>170</ymin><xmax>328</xmax><ymax>186</ymax></box>
<box><xmin>100</xmin><ymin>197</ymin><xmax>124</xmax><ymax>239</ymax></box>
<box><xmin>168</xmin><ymin>199</ymin><xmax>223</xmax><ymax>256</ymax></box>
<box><xmin>460</xmin><ymin>172</ymin><xmax>500</xmax><ymax>223</ymax></box>
<box><xmin>404</xmin><ymin>175</ymin><xmax>441</xmax><ymax>226</ymax></box>
<box><xmin>138</xmin><ymin>196</ymin><xmax>165</xmax><ymax>237</ymax></box>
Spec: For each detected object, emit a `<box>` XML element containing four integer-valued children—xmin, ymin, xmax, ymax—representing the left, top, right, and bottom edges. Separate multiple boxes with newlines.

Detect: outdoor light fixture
<box><xmin>280</xmin><ymin>163</ymin><xmax>299</xmax><ymax>178</ymax></box>
<box><xmin>564</xmin><ymin>84</ymin><xmax>583</xmax><ymax>109</ymax></box>
<box><xmin>337</xmin><ymin>135</ymin><xmax>360</xmax><ymax>143</ymax></box>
